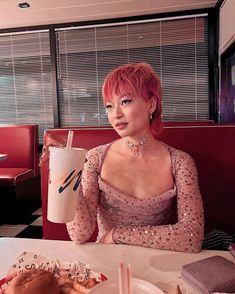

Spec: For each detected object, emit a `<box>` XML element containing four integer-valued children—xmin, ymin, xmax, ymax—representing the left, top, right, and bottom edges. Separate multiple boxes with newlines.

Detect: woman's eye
<box><xmin>105</xmin><ymin>104</ymin><xmax>112</xmax><ymax>113</ymax></box>
<box><xmin>121</xmin><ymin>99</ymin><xmax>132</xmax><ymax>105</ymax></box>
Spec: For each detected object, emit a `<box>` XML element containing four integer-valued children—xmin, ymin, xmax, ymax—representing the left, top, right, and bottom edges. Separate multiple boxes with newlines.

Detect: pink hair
<box><xmin>102</xmin><ymin>62</ymin><xmax>162</xmax><ymax>137</ymax></box>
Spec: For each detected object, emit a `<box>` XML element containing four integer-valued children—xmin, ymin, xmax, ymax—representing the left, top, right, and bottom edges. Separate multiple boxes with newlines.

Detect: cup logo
<box><xmin>49</xmin><ymin>169</ymin><xmax>83</xmax><ymax>193</ymax></box>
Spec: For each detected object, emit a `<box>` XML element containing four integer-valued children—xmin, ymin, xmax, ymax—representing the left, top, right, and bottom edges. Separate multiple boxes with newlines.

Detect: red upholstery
<box><xmin>0</xmin><ymin>124</ymin><xmax>40</xmax><ymax>223</ymax></box>
<box><xmin>158</xmin><ymin>125</ymin><xmax>235</xmax><ymax>234</ymax></box>
<box><xmin>0</xmin><ymin>168</ymin><xmax>34</xmax><ymax>185</ymax></box>
<box><xmin>0</xmin><ymin>124</ymin><xmax>39</xmax><ymax>186</ymax></box>
<box><xmin>163</xmin><ymin>120</ymin><xmax>214</xmax><ymax>126</ymax></box>
<box><xmin>40</xmin><ymin>124</ymin><xmax>235</xmax><ymax>241</ymax></box>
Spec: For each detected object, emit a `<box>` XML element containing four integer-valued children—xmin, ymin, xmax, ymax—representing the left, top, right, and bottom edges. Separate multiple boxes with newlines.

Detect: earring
<box><xmin>149</xmin><ymin>113</ymin><xmax>153</xmax><ymax>120</ymax></box>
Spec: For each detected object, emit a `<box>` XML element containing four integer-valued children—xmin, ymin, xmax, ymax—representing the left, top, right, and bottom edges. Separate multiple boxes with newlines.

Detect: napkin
<box><xmin>7</xmin><ymin>251</ymin><xmax>96</xmax><ymax>280</ymax></box>
<box><xmin>182</xmin><ymin>255</ymin><xmax>235</xmax><ymax>293</ymax></box>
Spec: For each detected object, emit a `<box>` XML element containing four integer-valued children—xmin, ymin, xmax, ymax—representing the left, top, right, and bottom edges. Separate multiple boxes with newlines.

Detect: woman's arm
<box><xmin>66</xmin><ymin>149</ymin><xmax>100</xmax><ymax>244</ymax></box>
<box><xmin>111</xmin><ymin>151</ymin><xmax>204</xmax><ymax>253</ymax></box>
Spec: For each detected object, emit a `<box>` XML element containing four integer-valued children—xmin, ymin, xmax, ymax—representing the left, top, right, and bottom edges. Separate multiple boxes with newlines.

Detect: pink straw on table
<box><xmin>66</xmin><ymin>130</ymin><xmax>74</xmax><ymax>148</ymax></box>
<box><xmin>119</xmin><ymin>262</ymin><xmax>132</xmax><ymax>294</ymax></box>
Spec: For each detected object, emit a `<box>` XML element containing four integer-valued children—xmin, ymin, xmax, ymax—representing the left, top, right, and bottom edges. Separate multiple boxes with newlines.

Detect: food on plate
<box><xmin>6</xmin><ymin>269</ymin><xmax>60</xmax><ymax>294</ymax></box>
<box><xmin>59</xmin><ymin>276</ymin><xmax>99</xmax><ymax>294</ymax></box>
<box><xmin>1</xmin><ymin>251</ymin><xmax>105</xmax><ymax>294</ymax></box>
<box><xmin>4</xmin><ymin>269</ymin><xmax>101</xmax><ymax>294</ymax></box>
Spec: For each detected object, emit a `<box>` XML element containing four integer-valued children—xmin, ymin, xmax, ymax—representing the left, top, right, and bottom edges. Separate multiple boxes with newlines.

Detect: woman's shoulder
<box><xmin>162</xmin><ymin>142</ymin><xmax>196</xmax><ymax>166</ymax></box>
<box><xmin>87</xmin><ymin>138</ymin><xmax>123</xmax><ymax>157</ymax></box>
<box><xmin>86</xmin><ymin>143</ymin><xmax>111</xmax><ymax>161</ymax></box>
<box><xmin>87</xmin><ymin>143</ymin><xmax>111</xmax><ymax>155</ymax></box>
<box><xmin>85</xmin><ymin>142</ymin><xmax>113</xmax><ymax>171</ymax></box>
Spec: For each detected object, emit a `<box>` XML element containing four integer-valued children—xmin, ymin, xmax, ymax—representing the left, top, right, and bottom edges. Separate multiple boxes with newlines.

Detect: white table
<box><xmin>0</xmin><ymin>238</ymin><xmax>234</xmax><ymax>294</ymax></box>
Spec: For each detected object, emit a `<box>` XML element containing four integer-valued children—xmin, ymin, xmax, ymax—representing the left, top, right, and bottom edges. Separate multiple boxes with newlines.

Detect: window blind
<box><xmin>56</xmin><ymin>14</ymin><xmax>208</xmax><ymax>126</ymax></box>
<box><xmin>0</xmin><ymin>30</ymin><xmax>53</xmax><ymax>141</ymax></box>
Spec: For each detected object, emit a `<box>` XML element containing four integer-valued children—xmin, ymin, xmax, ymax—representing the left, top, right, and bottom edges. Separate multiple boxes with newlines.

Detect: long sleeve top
<box><xmin>66</xmin><ymin>143</ymin><xmax>204</xmax><ymax>253</ymax></box>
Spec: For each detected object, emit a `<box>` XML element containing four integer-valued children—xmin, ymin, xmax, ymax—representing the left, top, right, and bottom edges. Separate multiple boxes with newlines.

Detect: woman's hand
<box><xmin>99</xmin><ymin>228</ymin><xmax>114</xmax><ymax>243</ymax></box>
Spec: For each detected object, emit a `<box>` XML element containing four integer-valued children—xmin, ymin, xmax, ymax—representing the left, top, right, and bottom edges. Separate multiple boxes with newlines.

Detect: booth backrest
<box><xmin>0</xmin><ymin>124</ymin><xmax>39</xmax><ymax>177</ymax></box>
<box><xmin>41</xmin><ymin>125</ymin><xmax>235</xmax><ymax>240</ymax></box>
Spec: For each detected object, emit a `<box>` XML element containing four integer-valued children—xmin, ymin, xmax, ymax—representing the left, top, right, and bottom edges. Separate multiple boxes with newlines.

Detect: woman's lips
<box><xmin>115</xmin><ymin>123</ymin><xmax>128</xmax><ymax>130</ymax></box>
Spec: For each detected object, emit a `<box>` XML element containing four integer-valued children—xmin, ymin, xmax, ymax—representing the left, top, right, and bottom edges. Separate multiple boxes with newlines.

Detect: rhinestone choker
<box><xmin>125</xmin><ymin>134</ymin><xmax>149</xmax><ymax>157</ymax></box>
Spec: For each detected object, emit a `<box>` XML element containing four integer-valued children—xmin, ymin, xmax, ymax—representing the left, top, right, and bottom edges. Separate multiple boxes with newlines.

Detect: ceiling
<box><xmin>0</xmin><ymin>0</ymin><xmax>218</xmax><ymax>30</ymax></box>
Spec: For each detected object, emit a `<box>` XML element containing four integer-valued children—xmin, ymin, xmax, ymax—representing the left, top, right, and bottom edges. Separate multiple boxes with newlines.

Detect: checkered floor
<box><xmin>0</xmin><ymin>208</ymin><xmax>42</xmax><ymax>239</ymax></box>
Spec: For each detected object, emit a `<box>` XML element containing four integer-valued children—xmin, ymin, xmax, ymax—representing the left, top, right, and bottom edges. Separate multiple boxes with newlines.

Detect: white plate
<box><xmin>89</xmin><ymin>278</ymin><xmax>164</xmax><ymax>294</ymax></box>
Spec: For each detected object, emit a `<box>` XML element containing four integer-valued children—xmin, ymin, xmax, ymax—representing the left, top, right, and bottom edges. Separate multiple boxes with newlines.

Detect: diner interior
<box><xmin>0</xmin><ymin>1</ymin><xmax>235</xmax><ymax>293</ymax></box>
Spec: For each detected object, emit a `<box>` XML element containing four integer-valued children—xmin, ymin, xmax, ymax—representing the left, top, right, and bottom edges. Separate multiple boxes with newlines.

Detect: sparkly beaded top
<box><xmin>67</xmin><ymin>142</ymin><xmax>204</xmax><ymax>253</ymax></box>
<box><xmin>97</xmin><ymin>177</ymin><xmax>177</xmax><ymax>240</ymax></box>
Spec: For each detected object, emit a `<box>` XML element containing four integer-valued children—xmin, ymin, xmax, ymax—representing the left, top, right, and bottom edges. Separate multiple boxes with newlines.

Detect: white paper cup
<box><xmin>47</xmin><ymin>146</ymin><xmax>87</xmax><ymax>223</ymax></box>
<box><xmin>89</xmin><ymin>278</ymin><xmax>164</xmax><ymax>294</ymax></box>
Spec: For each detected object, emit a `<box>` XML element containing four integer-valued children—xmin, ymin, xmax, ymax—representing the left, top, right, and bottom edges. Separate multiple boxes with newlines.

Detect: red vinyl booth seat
<box><xmin>0</xmin><ymin>168</ymin><xmax>34</xmax><ymax>185</ymax></box>
<box><xmin>0</xmin><ymin>124</ymin><xmax>40</xmax><ymax>222</ymax></box>
<box><xmin>41</xmin><ymin>124</ymin><xmax>235</xmax><ymax>241</ymax></box>
<box><xmin>0</xmin><ymin>124</ymin><xmax>39</xmax><ymax>186</ymax></box>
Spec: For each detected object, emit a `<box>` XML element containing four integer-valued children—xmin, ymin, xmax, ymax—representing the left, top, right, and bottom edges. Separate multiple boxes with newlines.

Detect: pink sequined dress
<box><xmin>66</xmin><ymin>143</ymin><xmax>204</xmax><ymax>253</ymax></box>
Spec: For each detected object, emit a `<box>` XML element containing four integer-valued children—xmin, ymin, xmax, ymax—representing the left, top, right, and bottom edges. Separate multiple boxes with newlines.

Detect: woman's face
<box><xmin>105</xmin><ymin>94</ymin><xmax>155</xmax><ymax>139</ymax></box>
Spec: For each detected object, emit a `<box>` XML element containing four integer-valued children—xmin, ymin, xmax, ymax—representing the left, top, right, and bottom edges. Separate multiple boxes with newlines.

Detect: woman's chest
<box><xmin>100</xmin><ymin>156</ymin><xmax>174</xmax><ymax>200</ymax></box>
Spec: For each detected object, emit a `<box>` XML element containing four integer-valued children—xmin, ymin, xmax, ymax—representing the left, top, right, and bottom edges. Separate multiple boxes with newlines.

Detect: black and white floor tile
<box><xmin>0</xmin><ymin>208</ymin><xmax>42</xmax><ymax>239</ymax></box>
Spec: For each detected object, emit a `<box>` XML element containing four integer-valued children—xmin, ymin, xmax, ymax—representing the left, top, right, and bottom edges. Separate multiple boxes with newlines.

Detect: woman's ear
<box><xmin>149</xmin><ymin>96</ymin><xmax>157</xmax><ymax>113</ymax></box>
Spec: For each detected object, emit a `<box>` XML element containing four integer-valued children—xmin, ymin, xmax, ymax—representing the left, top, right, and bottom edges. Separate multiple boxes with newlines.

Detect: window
<box><xmin>0</xmin><ymin>14</ymin><xmax>210</xmax><ymax>141</ymax></box>
<box><xmin>0</xmin><ymin>30</ymin><xmax>53</xmax><ymax>141</ymax></box>
<box><xmin>56</xmin><ymin>14</ymin><xmax>208</xmax><ymax>126</ymax></box>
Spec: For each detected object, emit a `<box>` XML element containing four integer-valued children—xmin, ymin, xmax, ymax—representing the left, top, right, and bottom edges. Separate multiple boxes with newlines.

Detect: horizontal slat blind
<box><xmin>56</xmin><ymin>15</ymin><xmax>208</xmax><ymax>126</ymax></box>
<box><xmin>0</xmin><ymin>30</ymin><xmax>53</xmax><ymax>141</ymax></box>
<box><xmin>161</xmin><ymin>17</ymin><xmax>208</xmax><ymax>120</ymax></box>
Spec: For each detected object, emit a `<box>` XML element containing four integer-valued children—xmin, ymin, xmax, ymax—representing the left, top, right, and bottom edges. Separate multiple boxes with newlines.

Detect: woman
<box><xmin>66</xmin><ymin>63</ymin><xmax>204</xmax><ymax>253</ymax></box>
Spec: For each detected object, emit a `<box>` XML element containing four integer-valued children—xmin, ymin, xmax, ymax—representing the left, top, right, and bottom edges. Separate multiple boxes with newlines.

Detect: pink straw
<box><xmin>66</xmin><ymin>130</ymin><xmax>74</xmax><ymax>148</ymax></box>
<box><xmin>118</xmin><ymin>262</ymin><xmax>132</xmax><ymax>294</ymax></box>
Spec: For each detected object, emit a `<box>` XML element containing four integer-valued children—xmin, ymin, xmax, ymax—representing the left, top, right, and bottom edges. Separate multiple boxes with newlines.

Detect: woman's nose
<box><xmin>112</xmin><ymin>105</ymin><xmax>123</xmax><ymax>118</ymax></box>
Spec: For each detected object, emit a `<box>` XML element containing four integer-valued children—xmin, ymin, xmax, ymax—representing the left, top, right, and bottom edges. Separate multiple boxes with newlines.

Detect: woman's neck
<box><xmin>124</xmin><ymin>132</ymin><xmax>154</xmax><ymax>158</ymax></box>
